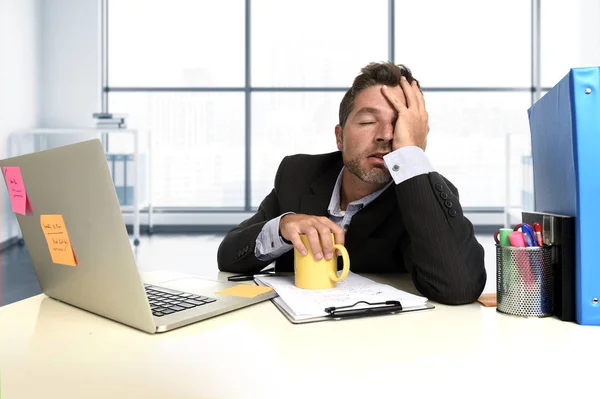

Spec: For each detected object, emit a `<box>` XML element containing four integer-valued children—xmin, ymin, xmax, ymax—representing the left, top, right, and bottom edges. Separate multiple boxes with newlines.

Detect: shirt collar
<box><xmin>327</xmin><ymin>167</ymin><xmax>393</xmax><ymax>216</ymax></box>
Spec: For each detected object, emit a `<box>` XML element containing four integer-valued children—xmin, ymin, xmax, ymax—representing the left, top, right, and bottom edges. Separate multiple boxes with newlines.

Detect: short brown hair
<box><xmin>338</xmin><ymin>62</ymin><xmax>420</xmax><ymax>127</ymax></box>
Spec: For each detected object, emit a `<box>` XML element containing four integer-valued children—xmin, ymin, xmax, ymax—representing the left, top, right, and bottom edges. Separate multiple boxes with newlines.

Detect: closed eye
<box><xmin>358</xmin><ymin>121</ymin><xmax>375</xmax><ymax>125</ymax></box>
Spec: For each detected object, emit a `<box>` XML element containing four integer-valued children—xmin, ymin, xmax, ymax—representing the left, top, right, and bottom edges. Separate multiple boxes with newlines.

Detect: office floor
<box><xmin>0</xmin><ymin>233</ymin><xmax>497</xmax><ymax>306</ymax></box>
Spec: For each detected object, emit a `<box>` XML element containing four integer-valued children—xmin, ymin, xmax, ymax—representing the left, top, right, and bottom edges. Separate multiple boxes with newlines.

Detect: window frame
<box><xmin>102</xmin><ymin>0</ymin><xmax>539</xmax><ymax>215</ymax></box>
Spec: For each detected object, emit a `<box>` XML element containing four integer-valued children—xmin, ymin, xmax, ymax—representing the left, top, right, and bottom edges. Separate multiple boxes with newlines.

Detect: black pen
<box><xmin>325</xmin><ymin>300</ymin><xmax>403</xmax><ymax>318</ymax></box>
<box><xmin>227</xmin><ymin>268</ymin><xmax>275</xmax><ymax>282</ymax></box>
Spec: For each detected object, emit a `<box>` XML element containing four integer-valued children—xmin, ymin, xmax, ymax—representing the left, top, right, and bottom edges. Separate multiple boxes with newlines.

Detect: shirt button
<box><xmin>392</xmin><ymin>164</ymin><xmax>400</xmax><ymax>172</ymax></box>
<box><xmin>435</xmin><ymin>183</ymin><xmax>443</xmax><ymax>191</ymax></box>
<box><xmin>271</xmin><ymin>241</ymin><xmax>275</xmax><ymax>248</ymax></box>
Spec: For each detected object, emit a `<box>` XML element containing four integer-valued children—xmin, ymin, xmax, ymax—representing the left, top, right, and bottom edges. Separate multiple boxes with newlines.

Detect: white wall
<box><xmin>576</xmin><ymin>0</ymin><xmax>600</xmax><ymax>70</ymax></box>
<box><xmin>0</xmin><ymin>0</ymin><xmax>102</xmax><ymax>243</ymax></box>
<box><xmin>40</xmin><ymin>0</ymin><xmax>102</xmax><ymax>128</ymax></box>
<box><xmin>541</xmin><ymin>0</ymin><xmax>600</xmax><ymax>87</ymax></box>
<box><xmin>39</xmin><ymin>0</ymin><xmax>102</xmax><ymax>150</ymax></box>
<box><xmin>0</xmin><ymin>0</ymin><xmax>41</xmax><ymax>243</ymax></box>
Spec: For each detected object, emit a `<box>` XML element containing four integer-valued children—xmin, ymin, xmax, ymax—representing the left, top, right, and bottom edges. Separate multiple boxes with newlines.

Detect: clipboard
<box><xmin>270</xmin><ymin>297</ymin><xmax>435</xmax><ymax>324</ymax></box>
<box><xmin>254</xmin><ymin>274</ymin><xmax>435</xmax><ymax>324</ymax></box>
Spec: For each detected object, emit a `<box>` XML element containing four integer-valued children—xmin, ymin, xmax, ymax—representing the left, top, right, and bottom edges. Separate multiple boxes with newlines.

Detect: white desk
<box><xmin>0</xmin><ymin>271</ymin><xmax>598</xmax><ymax>399</ymax></box>
<box><xmin>7</xmin><ymin>128</ymin><xmax>149</xmax><ymax>246</ymax></box>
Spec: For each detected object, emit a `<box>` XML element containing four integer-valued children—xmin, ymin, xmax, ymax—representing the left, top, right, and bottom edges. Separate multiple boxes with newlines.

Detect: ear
<box><xmin>335</xmin><ymin>124</ymin><xmax>343</xmax><ymax>151</ymax></box>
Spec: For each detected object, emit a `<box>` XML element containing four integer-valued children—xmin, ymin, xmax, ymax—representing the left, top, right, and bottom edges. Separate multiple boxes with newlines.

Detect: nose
<box><xmin>375</xmin><ymin>122</ymin><xmax>394</xmax><ymax>142</ymax></box>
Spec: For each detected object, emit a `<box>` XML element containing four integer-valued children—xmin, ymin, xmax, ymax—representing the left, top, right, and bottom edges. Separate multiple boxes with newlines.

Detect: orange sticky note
<box><xmin>40</xmin><ymin>215</ymin><xmax>77</xmax><ymax>266</ymax></box>
<box><xmin>3</xmin><ymin>166</ymin><xmax>33</xmax><ymax>215</ymax></box>
<box><xmin>477</xmin><ymin>293</ymin><xmax>497</xmax><ymax>307</ymax></box>
<box><xmin>216</xmin><ymin>284</ymin><xmax>273</xmax><ymax>298</ymax></box>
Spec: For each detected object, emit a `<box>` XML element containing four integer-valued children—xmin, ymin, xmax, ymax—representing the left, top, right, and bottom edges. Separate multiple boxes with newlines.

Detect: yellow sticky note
<box><xmin>216</xmin><ymin>284</ymin><xmax>273</xmax><ymax>298</ymax></box>
<box><xmin>40</xmin><ymin>214</ymin><xmax>77</xmax><ymax>266</ymax></box>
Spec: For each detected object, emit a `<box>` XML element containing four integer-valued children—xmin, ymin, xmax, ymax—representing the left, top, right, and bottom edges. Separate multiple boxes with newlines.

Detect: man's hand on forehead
<box><xmin>381</xmin><ymin>77</ymin><xmax>429</xmax><ymax>151</ymax></box>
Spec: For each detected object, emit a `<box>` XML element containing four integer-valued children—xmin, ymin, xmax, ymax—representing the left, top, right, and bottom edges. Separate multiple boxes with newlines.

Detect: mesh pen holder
<box><xmin>496</xmin><ymin>244</ymin><xmax>555</xmax><ymax>317</ymax></box>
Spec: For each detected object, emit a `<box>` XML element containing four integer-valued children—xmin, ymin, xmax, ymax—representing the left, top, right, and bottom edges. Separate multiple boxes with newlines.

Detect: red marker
<box><xmin>533</xmin><ymin>222</ymin><xmax>544</xmax><ymax>246</ymax></box>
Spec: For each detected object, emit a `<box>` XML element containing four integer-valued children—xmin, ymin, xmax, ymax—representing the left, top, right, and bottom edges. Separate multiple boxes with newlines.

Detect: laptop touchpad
<box><xmin>156</xmin><ymin>277</ymin><xmax>231</xmax><ymax>296</ymax></box>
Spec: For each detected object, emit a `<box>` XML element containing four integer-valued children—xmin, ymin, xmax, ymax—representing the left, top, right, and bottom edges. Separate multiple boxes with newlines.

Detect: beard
<box><xmin>343</xmin><ymin>150</ymin><xmax>392</xmax><ymax>185</ymax></box>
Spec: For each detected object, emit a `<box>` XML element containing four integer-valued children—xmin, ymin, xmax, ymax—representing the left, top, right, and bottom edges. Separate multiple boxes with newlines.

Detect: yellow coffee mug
<box><xmin>294</xmin><ymin>233</ymin><xmax>350</xmax><ymax>290</ymax></box>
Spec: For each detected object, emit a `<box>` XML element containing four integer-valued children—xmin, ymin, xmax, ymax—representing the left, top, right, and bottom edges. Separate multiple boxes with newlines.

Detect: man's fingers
<box><xmin>322</xmin><ymin>220</ymin><xmax>345</xmax><ymax>258</ymax></box>
<box><xmin>305</xmin><ymin>229</ymin><xmax>323</xmax><ymax>260</ymax></box>
<box><xmin>315</xmin><ymin>217</ymin><xmax>346</xmax><ymax>259</ymax></box>
<box><xmin>329</xmin><ymin>223</ymin><xmax>346</xmax><ymax>247</ymax></box>
<box><xmin>289</xmin><ymin>233</ymin><xmax>307</xmax><ymax>256</ymax></box>
<box><xmin>318</xmin><ymin>217</ymin><xmax>346</xmax><ymax>245</ymax></box>
<box><xmin>317</xmin><ymin>227</ymin><xmax>335</xmax><ymax>260</ymax></box>
<box><xmin>413</xmin><ymin>80</ymin><xmax>426</xmax><ymax>114</ymax></box>
<box><xmin>381</xmin><ymin>85</ymin><xmax>407</xmax><ymax>113</ymax></box>
<box><xmin>334</xmin><ymin>228</ymin><xmax>345</xmax><ymax>257</ymax></box>
<box><xmin>400</xmin><ymin>76</ymin><xmax>418</xmax><ymax>109</ymax></box>
<box><xmin>286</xmin><ymin>215</ymin><xmax>348</xmax><ymax>260</ymax></box>
<box><xmin>333</xmin><ymin>228</ymin><xmax>345</xmax><ymax>247</ymax></box>
<box><xmin>317</xmin><ymin>217</ymin><xmax>345</xmax><ymax>238</ymax></box>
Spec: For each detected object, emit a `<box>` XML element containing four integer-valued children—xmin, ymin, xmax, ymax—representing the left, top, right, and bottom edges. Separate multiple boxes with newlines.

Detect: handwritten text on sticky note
<box><xmin>216</xmin><ymin>284</ymin><xmax>273</xmax><ymax>298</ymax></box>
<box><xmin>40</xmin><ymin>215</ymin><xmax>77</xmax><ymax>266</ymax></box>
<box><xmin>3</xmin><ymin>166</ymin><xmax>32</xmax><ymax>215</ymax></box>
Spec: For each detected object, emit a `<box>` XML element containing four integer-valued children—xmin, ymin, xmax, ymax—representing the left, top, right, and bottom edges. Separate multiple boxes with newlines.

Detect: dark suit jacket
<box><xmin>217</xmin><ymin>151</ymin><xmax>487</xmax><ymax>305</ymax></box>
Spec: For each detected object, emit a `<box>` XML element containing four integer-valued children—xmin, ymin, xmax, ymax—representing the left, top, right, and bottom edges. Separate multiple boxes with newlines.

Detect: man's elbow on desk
<box><xmin>430</xmin><ymin>243</ymin><xmax>488</xmax><ymax>305</ymax></box>
<box><xmin>216</xmin><ymin>242</ymin><xmax>242</xmax><ymax>273</ymax></box>
<box><xmin>217</xmin><ymin>256</ymin><xmax>249</xmax><ymax>274</ymax></box>
<box><xmin>415</xmin><ymin>270</ymin><xmax>487</xmax><ymax>306</ymax></box>
<box><xmin>437</xmin><ymin>283</ymin><xmax>486</xmax><ymax>306</ymax></box>
<box><xmin>216</xmin><ymin>242</ymin><xmax>266</xmax><ymax>275</ymax></box>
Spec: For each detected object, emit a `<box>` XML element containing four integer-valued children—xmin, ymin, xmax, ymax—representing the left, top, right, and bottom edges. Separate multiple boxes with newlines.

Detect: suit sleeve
<box><xmin>216</xmin><ymin>158</ymin><xmax>286</xmax><ymax>274</ymax></box>
<box><xmin>394</xmin><ymin>172</ymin><xmax>487</xmax><ymax>305</ymax></box>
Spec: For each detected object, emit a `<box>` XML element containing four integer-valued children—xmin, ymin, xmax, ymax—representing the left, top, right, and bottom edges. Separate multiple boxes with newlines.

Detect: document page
<box><xmin>255</xmin><ymin>272</ymin><xmax>428</xmax><ymax>320</ymax></box>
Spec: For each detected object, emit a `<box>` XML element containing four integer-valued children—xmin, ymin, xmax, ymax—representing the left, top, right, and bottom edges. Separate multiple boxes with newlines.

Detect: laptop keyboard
<box><xmin>144</xmin><ymin>284</ymin><xmax>217</xmax><ymax>317</ymax></box>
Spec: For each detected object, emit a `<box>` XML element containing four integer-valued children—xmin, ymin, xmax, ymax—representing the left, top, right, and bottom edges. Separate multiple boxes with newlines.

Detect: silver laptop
<box><xmin>0</xmin><ymin>139</ymin><xmax>276</xmax><ymax>334</ymax></box>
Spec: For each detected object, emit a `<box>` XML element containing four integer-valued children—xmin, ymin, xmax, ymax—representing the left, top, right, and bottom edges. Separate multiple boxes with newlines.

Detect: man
<box><xmin>217</xmin><ymin>61</ymin><xmax>486</xmax><ymax>305</ymax></box>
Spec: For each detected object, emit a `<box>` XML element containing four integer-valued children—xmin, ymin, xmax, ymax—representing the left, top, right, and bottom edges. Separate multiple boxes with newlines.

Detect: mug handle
<box><xmin>328</xmin><ymin>244</ymin><xmax>350</xmax><ymax>282</ymax></box>
<box><xmin>493</xmin><ymin>229</ymin><xmax>500</xmax><ymax>244</ymax></box>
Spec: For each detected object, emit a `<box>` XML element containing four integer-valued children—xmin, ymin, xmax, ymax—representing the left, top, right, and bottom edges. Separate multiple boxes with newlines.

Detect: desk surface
<box><xmin>0</xmin><ymin>270</ymin><xmax>598</xmax><ymax>399</ymax></box>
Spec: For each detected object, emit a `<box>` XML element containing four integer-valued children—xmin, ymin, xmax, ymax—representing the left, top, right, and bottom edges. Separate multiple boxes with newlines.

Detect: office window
<box><xmin>424</xmin><ymin>92</ymin><xmax>532</xmax><ymax>208</ymax></box>
<box><xmin>393</xmin><ymin>0</ymin><xmax>533</xmax><ymax>212</ymax></box>
<box><xmin>395</xmin><ymin>0</ymin><xmax>531</xmax><ymax>88</ymax></box>
<box><xmin>251</xmin><ymin>0</ymin><xmax>388</xmax><ymax>87</ymax></box>
<box><xmin>106</xmin><ymin>0</ymin><xmax>537</xmax><ymax>217</ymax></box>
<box><xmin>108</xmin><ymin>0</ymin><xmax>245</xmax><ymax>87</ymax></box>
<box><xmin>108</xmin><ymin>92</ymin><xmax>245</xmax><ymax>207</ymax></box>
<box><xmin>251</xmin><ymin>92</ymin><xmax>341</xmax><ymax>207</ymax></box>
<box><xmin>541</xmin><ymin>0</ymin><xmax>600</xmax><ymax>88</ymax></box>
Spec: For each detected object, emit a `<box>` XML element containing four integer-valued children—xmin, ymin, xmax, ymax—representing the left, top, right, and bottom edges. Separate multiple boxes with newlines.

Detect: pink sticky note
<box><xmin>3</xmin><ymin>166</ymin><xmax>33</xmax><ymax>215</ymax></box>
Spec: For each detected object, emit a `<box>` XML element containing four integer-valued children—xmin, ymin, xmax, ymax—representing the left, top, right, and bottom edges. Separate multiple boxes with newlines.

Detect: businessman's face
<box><xmin>335</xmin><ymin>84</ymin><xmax>405</xmax><ymax>185</ymax></box>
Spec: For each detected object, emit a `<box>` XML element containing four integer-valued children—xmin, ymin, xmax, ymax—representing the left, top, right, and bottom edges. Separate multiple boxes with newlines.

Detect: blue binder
<box><xmin>528</xmin><ymin>67</ymin><xmax>600</xmax><ymax>326</ymax></box>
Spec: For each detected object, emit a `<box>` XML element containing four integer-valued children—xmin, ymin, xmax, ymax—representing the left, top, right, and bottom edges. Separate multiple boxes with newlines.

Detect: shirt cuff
<box><xmin>255</xmin><ymin>212</ymin><xmax>295</xmax><ymax>261</ymax></box>
<box><xmin>383</xmin><ymin>146</ymin><xmax>434</xmax><ymax>185</ymax></box>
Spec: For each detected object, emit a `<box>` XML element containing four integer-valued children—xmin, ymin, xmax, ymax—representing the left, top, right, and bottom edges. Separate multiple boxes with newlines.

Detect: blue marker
<box><xmin>514</xmin><ymin>223</ymin><xmax>538</xmax><ymax>246</ymax></box>
<box><xmin>520</xmin><ymin>223</ymin><xmax>538</xmax><ymax>246</ymax></box>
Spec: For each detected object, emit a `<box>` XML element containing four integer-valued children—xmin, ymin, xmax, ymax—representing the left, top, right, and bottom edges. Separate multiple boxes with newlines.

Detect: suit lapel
<box><xmin>346</xmin><ymin>185</ymin><xmax>396</xmax><ymax>239</ymax></box>
<box><xmin>299</xmin><ymin>160</ymin><xmax>343</xmax><ymax>217</ymax></box>
<box><xmin>299</xmin><ymin>194</ymin><xmax>330</xmax><ymax>217</ymax></box>
<box><xmin>298</xmin><ymin>157</ymin><xmax>397</xmax><ymax>239</ymax></box>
